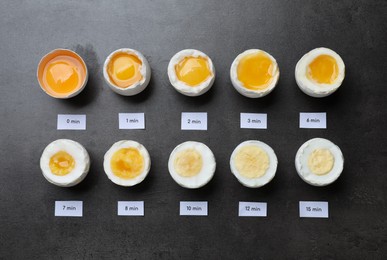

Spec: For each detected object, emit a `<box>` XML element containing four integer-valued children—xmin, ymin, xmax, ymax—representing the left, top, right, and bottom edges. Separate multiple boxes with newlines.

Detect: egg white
<box><xmin>295</xmin><ymin>138</ymin><xmax>344</xmax><ymax>186</ymax></box>
<box><xmin>295</xmin><ymin>47</ymin><xmax>345</xmax><ymax>98</ymax></box>
<box><xmin>230</xmin><ymin>140</ymin><xmax>278</xmax><ymax>188</ymax></box>
<box><xmin>103</xmin><ymin>48</ymin><xmax>151</xmax><ymax>96</ymax></box>
<box><xmin>230</xmin><ymin>49</ymin><xmax>280</xmax><ymax>98</ymax></box>
<box><xmin>167</xmin><ymin>49</ymin><xmax>215</xmax><ymax>96</ymax></box>
<box><xmin>103</xmin><ymin>140</ymin><xmax>151</xmax><ymax>186</ymax></box>
<box><xmin>40</xmin><ymin>139</ymin><xmax>90</xmax><ymax>187</ymax></box>
<box><xmin>168</xmin><ymin>141</ymin><xmax>216</xmax><ymax>189</ymax></box>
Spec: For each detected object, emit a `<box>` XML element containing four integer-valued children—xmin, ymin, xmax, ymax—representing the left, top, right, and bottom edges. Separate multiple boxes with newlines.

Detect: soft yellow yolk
<box><xmin>237</xmin><ymin>52</ymin><xmax>274</xmax><ymax>90</ymax></box>
<box><xmin>49</xmin><ymin>151</ymin><xmax>76</xmax><ymax>176</ymax></box>
<box><xmin>43</xmin><ymin>55</ymin><xmax>84</xmax><ymax>95</ymax></box>
<box><xmin>308</xmin><ymin>149</ymin><xmax>334</xmax><ymax>175</ymax></box>
<box><xmin>110</xmin><ymin>148</ymin><xmax>144</xmax><ymax>179</ymax></box>
<box><xmin>174</xmin><ymin>149</ymin><xmax>203</xmax><ymax>177</ymax></box>
<box><xmin>307</xmin><ymin>55</ymin><xmax>339</xmax><ymax>84</ymax></box>
<box><xmin>107</xmin><ymin>53</ymin><xmax>143</xmax><ymax>88</ymax></box>
<box><xmin>235</xmin><ymin>146</ymin><xmax>269</xmax><ymax>178</ymax></box>
<box><xmin>175</xmin><ymin>56</ymin><xmax>212</xmax><ymax>87</ymax></box>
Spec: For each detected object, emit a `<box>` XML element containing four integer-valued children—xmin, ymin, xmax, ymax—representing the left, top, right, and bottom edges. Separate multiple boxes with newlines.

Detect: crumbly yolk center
<box><xmin>307</xmin><ymin>55</ymin><xmax>339</xmax><ymax>84</ymax></box>
<box><xmin>175</xmin><ymin>56</ymin><xmax>212</xmax><ymax>87</ymax></box>
<box><xmin>235</xmin><ymin>146</ymin><xmax>269</xmax><ymax>178</ymax></box>
<box><xmin>110</xmin><ymin>148</ymin><xmax>144</xmax><ymax>179</ymax></box>
<box><xmin>107</xmin><ymin>53</ymin><xmax>143</xmax><ymax>88</ymax></box>
<box><xmin>174</xmin><ymin>149</ymin><xmax>203</xmax><ymax>177</ymax></box>
<box><xmin>308</xmin><ymin>149</ymin><xmax>334</xmax><ymax>175</ymax></box>
<box><xmin>237</xmin><ymin>52</ymin><xmax>274</xmax><ymax>90</ymax></box>
<box><xmin>49</xmin><ymin>151</ymin><xmax>76</xmax><ymax>176</ymax></box>
<box><xmin>43</xmin><ymin>56</ymin><xmax>83</xmax><ymax>94</ymax></box>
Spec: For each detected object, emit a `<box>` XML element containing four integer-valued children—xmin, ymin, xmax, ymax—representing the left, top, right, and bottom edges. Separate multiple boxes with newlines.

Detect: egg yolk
<box><xmin>235</xmin><ymin>146</ymin><xmax>269</xmax><ymax>178</ymax></box>
<box><xmin>174</xmin><ymin>149</ymin><xmax>203</xmax><ymax>177</ymax></box>
<box><xmin>110</xmin><ymin>148</ymin><xmax>144</xmax><ymax>179</ymax></box>
<box><xmin>307</xmin><ymin>55</ymin><xmax>339</xmax><ymax>84</ymax></box>
<box><xmin>308</xmin><ymin>149</ymin><xmax>334</xmax><ymax>175</ymax></box>
<box><xmin>43</xmin><ymin>55</ymin><xmax>85</xmax><ymax>95</ymax></box>
<box><xmin>175</xmin><ymin>56</ymin><xmax>212</xmax><ymax>87</ymax></box>
<box><xmin>49</xmin><ymin>151</ymin><xmax>76</xmax><ymax>176</ymax></box>
<box><xmin>107</xmin><ymin>53</ymin><xmax>143</xmax><ymax>88</ymax></box>
<box><xmin>237</xmin><ymin>52</ymin><xmax>274</xmax><ymax>90</ymax></box>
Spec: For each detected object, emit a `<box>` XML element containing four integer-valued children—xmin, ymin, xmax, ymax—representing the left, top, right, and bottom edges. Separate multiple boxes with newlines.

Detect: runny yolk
<box><xmin>234</xmin><ymin>146</ymin><xmax>269</xmax><ymax>178</ymax></box>
<box><xmin>107</xmin><ymin>53</ymin><xmax>143</xmax><ymax>88</ymax></box>
<box><xmin>43</xmin><ymin>55</ymin><xmax>85</xmax><ymax>95</ymax></box>
<box><xmin>308</xmin><ymin>149</ymin><xmax>334</xmax><ymax>175</ymax></box>
<box><xmin>110</xmin><ymin>148</ymin><xmax>144</xmax><ymax>179</ymax></box>
<box><xmin>175</xmin><ymin>56</ymin><xmax>212</xmax><ymax>87</ymax></box>
<box><xmin>174</xmin><ymin>149</ymin><xmax>203</xmax><ymax>177</ymax></box>
<box><xmin>49</xmin><ymin>151</ymin><xmax>76</xmax><ymax>176</ymax></box>
<box><xmin>237</xmin><ymin>52</ymin><xmax>274</xmax><ymax>90</ymax></box>
<box><xmin>307</xmin><ymin>55</ymin><xmax>339</xmax><ymax>84</ymax></box>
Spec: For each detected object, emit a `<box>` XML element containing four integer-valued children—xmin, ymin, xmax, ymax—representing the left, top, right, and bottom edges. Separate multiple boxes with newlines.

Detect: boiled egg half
<box><xmin>103</xmin><ymin>48</ymin><xmax>151</xmax><ymax>96</ymax></box>
<box><xmin>168</xmin><ymin>49</ymin><xmax>215</xmax><ymax>96</ymax></box>
<box><xmin>40</xmin><ymin>139</ymin><xmax>90</xmax><ymax>187</ymax></box>
<box><xmin>295</xmin><ymin>47</ymin><xmax>345</xmax><ymax>97</ymax></box>
<box><xmin>295</xmin><ymin>138</ymin><xmax>344</xmax><ymax>186</ymax></box>
<box><xmin>230</xmin><ymin>49</ymin><xmax>280</xmax><ymax>98</ymax></box>
<box><xmin>168</xmin><ymin>141</ymin><xmax>216</xmax><ymax>189</ymax></box>
<box><xmin>104</xmin><ymin>140</ymin><xmax>151</xmax><ymax>186</ymax></box>
<box><xmin>230</xmin><ymin>140</ymin><xmax>277</xmax><ymax>188</ymax></box>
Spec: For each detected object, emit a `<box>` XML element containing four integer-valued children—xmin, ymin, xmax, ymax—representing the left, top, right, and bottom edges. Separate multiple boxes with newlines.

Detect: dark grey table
<box><xmin>1</xmin><ymin>0</ymin><xmax>386</xmax><ymax>259</ymax></box>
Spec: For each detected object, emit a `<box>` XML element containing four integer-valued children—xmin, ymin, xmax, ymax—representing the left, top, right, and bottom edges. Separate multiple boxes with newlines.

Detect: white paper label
<box><xmin>117</xmin><ymin>201</ymin><xmax>144</xmax><ymax>216</ymax></box>
<box><xmin>180</xmin><ymin>201</ymin><xmax>208</xmax><ymax>216</ymax></box>
<box><xmin>238</xmin><ymin>202</ymin><xmax>267</xmax><ymax>217</ymax></box>
<box><xmin>181</xmin><ymin>113</ymin><xmax>207</xmax><ymax>130</ymax></box>
<box><xmin>299</xmin><ymin>201</ymin><xmax>329</xmax><ymax>218</ymax></box>
<box><xmin>240</xmin><ymin>113</ymin><xmax>267</xmax><ymax>129</ymax></box>
<box><xmin>55</xmin><ymin>201</ymin><xmax>83</xmax><ymax>217</ymax></box>
<box><xmin>299</xmin><ymin>113</ymin><xmax>327</xmax><ymax>129</ymax></box>
<box><xmin>57</xmin><ymin>114</ymin><xmax>86</xmax><ymax>130</ymax></box>
<box><xmin>118</xmin><ymin>113</ymin><xmax>145</xmax><ymax>129</ymax></box>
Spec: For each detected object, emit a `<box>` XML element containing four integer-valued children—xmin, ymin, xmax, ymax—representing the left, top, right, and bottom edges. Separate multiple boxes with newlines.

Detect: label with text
<box><xmin>240</xmin><ymin>113</ymin><xmax>267</xmax><ymax>129</ymax></box>
<box><xmin>117</xmin><ymin>201</ymin><xmax>144</xmax><ymax>216</ymax></box>
<box><xmin>299</xmin><ymin>201</ymin><xmax>329</xmax><ymax>218</ymax></box>
<box><xmin>180</xmin><ymin>201</ymin><xmax>208</xmax><ymax>216</ymax></box>
<box><xmin>119</xmin><ymin>113</ymin><xmax>145</xmax><ymax>129</ymax></box>
<box><xmin>181</xmin><ymin>113</ymin><xmax>207</xmax><ymax>130</ymax></box>
<box><xmin>238</xmin><ymin>202</ymin><xmax>267</xmax><ymax>217</ymax></box>
<box><xmin>57</xmin><ymin>114</ymin><xmax>86</xmax><ymax>130</ymax></box>
<box><xmin>55</xmin><ymin>201</ymin><xmax>83</xmax><ymax>217</ymax></box>
<box><xmin>299</xmin><ymin>112</ymin><xmax>327</xmax><ymax>129</ymax></box>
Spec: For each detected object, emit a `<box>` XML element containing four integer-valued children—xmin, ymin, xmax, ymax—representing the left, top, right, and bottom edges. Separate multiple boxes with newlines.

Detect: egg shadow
<box><xmin>113</xmin><ymin>75</ymin><xmax>155</xmax><ymax>104</ymax></box>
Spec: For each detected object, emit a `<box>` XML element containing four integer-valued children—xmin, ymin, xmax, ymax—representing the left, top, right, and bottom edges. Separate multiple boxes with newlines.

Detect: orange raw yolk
<box><xmin>175</xmin><ymin>56</ymin><xmax>212</xmax><ymax>87</ymax></box>
<box><xmin>307</xmin><ymin>55</ymin><xmax>339</xmax><ymax>84</ymax></box>
<box><xmin>49</xmin><ymin>151</ymin><xmax>75</xmax><ymax>176</ymax></box>
<box><xmin>110</xmin><ymin>148</ymin><xmax>144</xmax><ymax>179</ymax></box>
<box><xmin>43</xmin><ymin>55</ymin><xmax>85</xmax><ymax>95</ymax></box>
<box><xmin>107</xmin><ymin>53</ymin><xmax>143</xmax><ymax>88</ymax></box>
<box><xmin>237</xmin><ymin>52</ymin><xmax>274</xmax><ymax>90</ymax></box>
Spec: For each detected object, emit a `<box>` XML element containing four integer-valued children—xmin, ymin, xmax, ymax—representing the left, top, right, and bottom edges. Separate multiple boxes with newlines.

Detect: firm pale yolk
<box><xmin>175</xmin><ymin>56</ymin><xmax>212</xmax><ymax>87</ymax></box>
<box><xmin>107</xmin><ymin>53</ymin><xmax>143</xmax><ymax>88</ymax></box>
<box><xmin>43</xmin><ymin>56</ymin><xmax>84</xmax><ymax>95</ymax></box>
<box><xmin>49</xmin><ymin>151</ymin><xmax>76</xmax><ymax>176</ymax></box>
<box><xmin>237</xmin><ymin>52</ymin><xmax>274</xmax><ymax>90</ymax></box>
<box><xmin>174</xmin><ymin>149</ymin><xmax>203</xmax><ymax>177</ymax></box>
<box><xmin>235</xmin><ymin>146</ymin><xmax>269</xmax><ymax>178</ymax></box>
<box><xmin>110</xmin><ymin>148</ymin><xmax>144</xmax><ymax>179</ymax></box>
<box><xmin>307</xmin><ymin>55</ymin><xmax>339</xmax><ymax>84</ymax></box>
<box><xmin>308</xmin><ymin>149</ymin><xmax>334</xmax><ymax>175</ymax></box>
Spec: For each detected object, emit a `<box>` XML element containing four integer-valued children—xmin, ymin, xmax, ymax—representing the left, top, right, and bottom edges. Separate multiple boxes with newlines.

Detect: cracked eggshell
<box><xmin>230</xmin><ymin>49</ymin><xmax>280</xmax><ymax>98</ymax></box>
<box><xmin>103</xmin><ymin>48</ymin><xmax>151</xmax><ymax>96</ymax></box>
<box><xmin>295</xmin><ymin>47</ymin><xmax>345</xmax><ymax>98</ymax></box>
<box><xmin>167</xmin><ymin>49</ymin><xmax>215</xmax><ymax>96</ymax></box>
